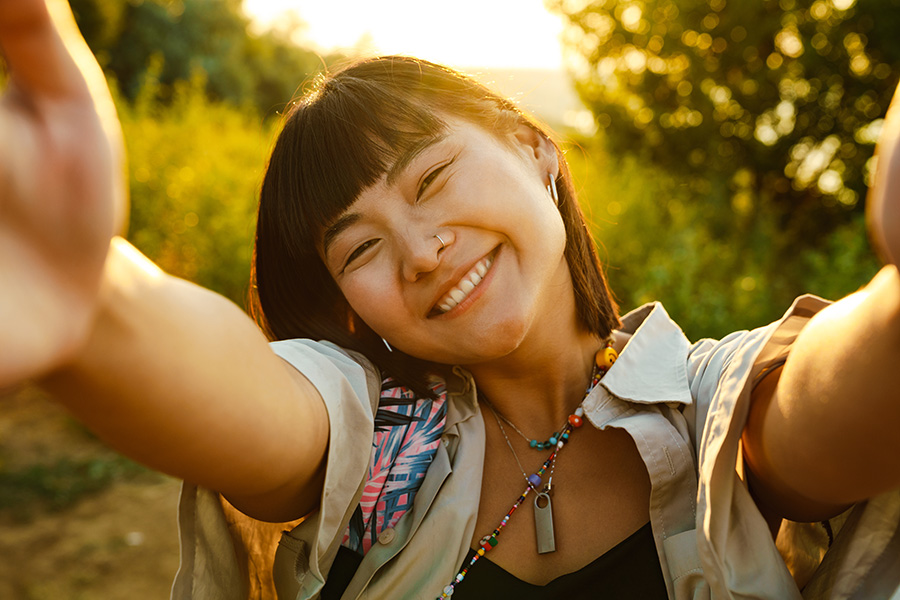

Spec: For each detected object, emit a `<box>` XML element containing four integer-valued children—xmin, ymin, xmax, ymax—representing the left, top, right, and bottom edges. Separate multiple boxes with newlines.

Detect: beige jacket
<box><xmin>171</xmin><ymin>297</ymin><xmax>900</xmax><ymax>599</ymax></box>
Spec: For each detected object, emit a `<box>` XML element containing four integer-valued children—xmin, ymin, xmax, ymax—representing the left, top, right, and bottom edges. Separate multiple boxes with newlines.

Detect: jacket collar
<box><xmin>597</xmin><ymin>302</ymin><xmax>693</xmax><ymax>406</ymax></box>
<box><xmin>447</xmin><ymin>302</ymin><xmax>693</xmax><ymax>430</ymax></box>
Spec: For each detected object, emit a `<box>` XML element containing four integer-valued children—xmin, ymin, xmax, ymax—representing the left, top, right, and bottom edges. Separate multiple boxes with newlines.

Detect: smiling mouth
<box><xmin>434</xmin><ymin>251</ymin><xmax>496</xmax><ymax>314</ymax></box>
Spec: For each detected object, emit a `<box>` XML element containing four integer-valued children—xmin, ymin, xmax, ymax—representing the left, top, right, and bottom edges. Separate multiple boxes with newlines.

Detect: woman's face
<box><xmin>320</xmin><ymin>117</ymin><xmax>570</xmax><ymax>365</ymax></box>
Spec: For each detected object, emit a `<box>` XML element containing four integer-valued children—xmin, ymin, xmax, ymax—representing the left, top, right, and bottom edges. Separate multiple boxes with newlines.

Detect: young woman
<box><xmin>2</xmin><ymin>2</ymin><xmax>900</xmax><ymax>598</ymax></box>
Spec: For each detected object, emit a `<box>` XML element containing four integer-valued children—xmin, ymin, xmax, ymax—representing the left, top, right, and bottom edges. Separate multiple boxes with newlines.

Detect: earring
<box><xmin>546</xmin><ymin>173</ymin><xmax>559</xmax><ymax>205</ymax></box>
<box><xmin>382</xmin><ymin>337</ymin><xmax>393</xmax><ymax>353</ymax></box>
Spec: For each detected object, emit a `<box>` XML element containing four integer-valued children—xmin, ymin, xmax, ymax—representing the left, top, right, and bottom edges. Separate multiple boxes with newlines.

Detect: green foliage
<box><xmin>120</xmin><ymin>70</ymin><xmax>277</xmax><ymax>304</ymax></box>
<box><xmin>549</xmin><ymin>0</ymin><xmax>900</xmax><ymax>241</ymax></box>
<box><xmin>798</xmin><ymin>212</ymin><xmax>880</xmax><ymax>299</ymax></box>
<box><xmin>566</xmin><ymin>139</ymin><xmax>879</xmax><ymax>339</ymax></box>
<box><xmin>67</xmin><ymin>0</ymin><xmax>322</xmax><ymax>299</ymax></box>
<box><xmin>70</xmin><ymin>0</ymin><xmax>333</xmax><ymax>116</ymax></box>
<box><xmin>0</xmin><ymin>456</ymin><xmax>153</xmax><ymax>516</ymax></box>
<box><xmin>65</xmin><ymin>0</ymin><xmax>126</xmax><ymax>51</ymax></box>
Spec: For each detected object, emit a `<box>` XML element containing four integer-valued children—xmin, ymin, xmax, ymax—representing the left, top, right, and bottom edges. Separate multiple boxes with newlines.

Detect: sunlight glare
<box><xmin>242</xmin><ymin>0</ymin><xmax>566</xmax><ymax>70</ymax></box>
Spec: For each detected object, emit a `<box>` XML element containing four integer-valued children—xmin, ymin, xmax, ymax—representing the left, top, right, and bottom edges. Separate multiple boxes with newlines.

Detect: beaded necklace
<box><xmin>436</xmin><ymin>342</ymin><xmax>618</xmax><ymax>599</ymax></box>
<box><xmin>487</xmin><ymin>403</ymin><xmax>569</xmax><ymax>451</ymax></box>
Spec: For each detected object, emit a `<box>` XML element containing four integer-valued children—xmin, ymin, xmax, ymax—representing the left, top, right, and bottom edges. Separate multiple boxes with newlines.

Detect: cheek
<box><xmin>529</xmin><ymin>202</ymin><xmax>567</xmax><ymax>259</ymax></box>
<box><xmin>338</xmin><ymin>275</ymin><xmax>402</xmax><ymax>334</ymax></box>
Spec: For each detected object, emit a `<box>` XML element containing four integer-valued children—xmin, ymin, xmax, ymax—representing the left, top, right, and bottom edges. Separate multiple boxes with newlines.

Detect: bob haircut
<box><xmin>251</xmin><ymin>56</ymin><xmax>619</xmax><ymax>395</ymax></box>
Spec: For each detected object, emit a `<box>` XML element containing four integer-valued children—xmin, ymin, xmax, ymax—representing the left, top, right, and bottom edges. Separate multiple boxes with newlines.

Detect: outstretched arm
<box><xmin>44</xmin><ymin>239</ymin><xmax>331</xmax><ymax>522</ymax></box>
<box><xmin>1</xmin><ymin>1</ymin><xmax>330</xmax><ymax>522</ymax></box>
<box><xmin>743</xmin><ymin>82</ymin><xmax>900</xmax><ymax>522</ymax></box>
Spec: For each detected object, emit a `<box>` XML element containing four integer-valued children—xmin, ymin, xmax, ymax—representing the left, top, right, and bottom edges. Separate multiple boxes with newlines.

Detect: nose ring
<box><xmin>435</xmin><ymin>234</ymin><xmax>446</xmax><ymax>251</ymax></box>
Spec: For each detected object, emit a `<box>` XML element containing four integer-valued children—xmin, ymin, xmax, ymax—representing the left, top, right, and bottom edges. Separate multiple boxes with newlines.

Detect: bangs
<box><xmin>284</xmin><ymin>76</ymin><xmax>448</xmax><ymax>249</ymax></box>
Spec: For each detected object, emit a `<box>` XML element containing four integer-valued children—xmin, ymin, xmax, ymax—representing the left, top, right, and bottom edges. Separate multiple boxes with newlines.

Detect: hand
<box><xmin>0</xmin><ymin>0</ymin><xmax>125</xmax><ymax>387</ymax></box>
<box><xmin>868</xmin><ymin>81</ymin><xmax>900</xmax><ymax>267</ymax></box>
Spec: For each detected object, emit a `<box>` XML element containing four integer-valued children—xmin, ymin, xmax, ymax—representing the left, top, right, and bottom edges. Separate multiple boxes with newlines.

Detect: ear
<box><xmin>512</xmin><ymin>122</ymin><xmax>560</xmax><ymax>179</ymax></box>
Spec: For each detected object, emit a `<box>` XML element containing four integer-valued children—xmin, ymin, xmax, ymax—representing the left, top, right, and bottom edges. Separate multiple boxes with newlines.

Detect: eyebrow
<box><xmin>322</xmin><ymin>212</ymin><xmax>361</xmax><ymax>257</ymax></box>
<box><xmin>322</xmin><ymin>133</ymin><xmax>448</xmax><ymax>257</ymax></box>
<box><xmin>385</xmin><ymin>133</ymin><xmax>447</xmax><ymax>186</ymax></box>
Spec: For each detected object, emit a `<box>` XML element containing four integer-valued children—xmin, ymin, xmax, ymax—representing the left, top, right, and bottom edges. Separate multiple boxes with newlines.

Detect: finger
<box><xmin>0</xmin><ymin>0</ymin><xmax>109</xmax><ymax>104</ymax></box>
<box><xmin>0</xmin><ymin>1</ymin><xmax>123</xmax><ymax>213</ymax></box>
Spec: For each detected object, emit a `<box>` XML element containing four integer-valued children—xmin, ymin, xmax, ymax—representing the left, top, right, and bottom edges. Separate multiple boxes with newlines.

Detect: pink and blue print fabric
<box><xmin>342</xmin><ymin>378</ymin><xmax>447</xmax><ymax>554</ymax></box>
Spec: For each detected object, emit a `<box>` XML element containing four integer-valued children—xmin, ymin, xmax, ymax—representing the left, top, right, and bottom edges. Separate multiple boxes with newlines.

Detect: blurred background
<box><xmin>1</xmin><ymin>0</ymin><xmax>898</xmax><ymax>597</ymax></box>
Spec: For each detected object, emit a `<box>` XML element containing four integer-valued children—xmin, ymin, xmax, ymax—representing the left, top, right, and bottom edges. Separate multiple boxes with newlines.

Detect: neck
<box><xmin>466</xmin><ymin>321</ymin><xmax>604</xmax><ymax>436</ymax></box>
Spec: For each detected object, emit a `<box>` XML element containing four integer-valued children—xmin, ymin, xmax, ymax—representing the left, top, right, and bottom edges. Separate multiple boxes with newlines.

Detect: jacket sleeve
<box><xmin>687</xmin><ymin>295</ymin><xmax>854</xmax><ymax>599</ymax></box>
<box><xmin>171</xmin><ymin>340</ymin><xmax>380</xmax><ymax>600</ymax></box>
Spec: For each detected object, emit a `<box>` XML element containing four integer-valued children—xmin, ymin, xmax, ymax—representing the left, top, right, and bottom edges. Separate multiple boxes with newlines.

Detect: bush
<box><xmin>120</xmin><ymin>70</ymin><xmax>278</xmax><ymax>306</ymax></box>
<box><xmin>565</xmin><ymin>138</ymin><xmax>879</xmax><ymax>340</ymax></box>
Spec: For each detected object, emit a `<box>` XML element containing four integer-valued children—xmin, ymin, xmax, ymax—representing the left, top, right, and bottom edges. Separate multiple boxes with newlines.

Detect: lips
<box><xmin>434</xmin><ymin>251</ymin><xmax>496</xmax><ymax>314</ymax></box>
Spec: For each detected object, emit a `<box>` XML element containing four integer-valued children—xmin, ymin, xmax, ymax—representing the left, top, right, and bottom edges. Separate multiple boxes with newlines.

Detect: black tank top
<box><xmin>322</xmin><ymin>521</ymin><xmax>668</xmax><ymax>599</ymax></box>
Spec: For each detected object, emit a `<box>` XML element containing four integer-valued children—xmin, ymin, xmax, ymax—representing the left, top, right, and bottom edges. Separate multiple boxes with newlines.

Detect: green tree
<box><xmin>548</xmin><ymin>0</ymin><xmax>900</xmax><ymax>238</ymax></box>
<box><xmin>120</xmin><ymin>72</ymin><xmax>276</xmax><ymax>304</ymax></box>
<box><xmin>566</xmin><ymin>140</ymin><xmax>879</xmax><ymax>339</ymax></box>
<box><xmin>69</xmin><ymin>0</ymin><xmax>332</xmax><ymax>115</ymax></box>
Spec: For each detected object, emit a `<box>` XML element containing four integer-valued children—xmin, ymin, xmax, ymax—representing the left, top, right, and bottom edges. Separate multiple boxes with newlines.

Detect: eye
<box><xmin>342</xmin><ymin>239</ymin><xmax>378</xmax><ymax>271</ymax></box>
<box><xmin>417</xmin><ymin>157</ymin><xmax>455</xmax><ymax>199</ymax></box>
<box><xmin>417</xmin><ymin>165</ymin><xmax>445</xmax><ymax>198</ymax></box>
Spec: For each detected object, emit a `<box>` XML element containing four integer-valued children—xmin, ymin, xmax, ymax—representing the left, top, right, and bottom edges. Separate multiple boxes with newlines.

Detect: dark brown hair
<box><xmin>250</xmin><ymin>56</ymin><xmax>619</xmax><ymax>395</ymax></box>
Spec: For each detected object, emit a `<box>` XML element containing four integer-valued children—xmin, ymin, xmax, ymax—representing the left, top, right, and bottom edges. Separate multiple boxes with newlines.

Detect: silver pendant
<box><xmin>534</xmin><ymin>492</ymin><xmax>556</xmax><ymax>554</ymax></box>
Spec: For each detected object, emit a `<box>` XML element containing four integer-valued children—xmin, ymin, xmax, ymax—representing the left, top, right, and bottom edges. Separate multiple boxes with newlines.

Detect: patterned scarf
<box><xmin>342</xmin><ymin>378</ymin><xmax>448</xmax><ymax>554</ymax></box>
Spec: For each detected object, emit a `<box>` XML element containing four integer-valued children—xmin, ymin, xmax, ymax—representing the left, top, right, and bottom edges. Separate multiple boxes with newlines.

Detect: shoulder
<box><xmin>269</xmin><ymin>338</ymin><xmax>382</xmax><ymax>412</ymax></box>
<box><xmin>608</xmin><ymin>297</ymin><xmax>830</xmax><ymax>449</ymax></box>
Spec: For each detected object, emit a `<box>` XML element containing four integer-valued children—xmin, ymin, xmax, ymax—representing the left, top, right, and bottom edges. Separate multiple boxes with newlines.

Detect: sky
<box><xmin>241</xmin><ymin>0</ymin><xmax>568</xmax><ymax>71</ymax></box>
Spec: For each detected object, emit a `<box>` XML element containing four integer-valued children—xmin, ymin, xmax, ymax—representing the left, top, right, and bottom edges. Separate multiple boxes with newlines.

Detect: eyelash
<box><xmin>343</xmin><ymin>239</ymin><xmax>377</xmax><ymax>271</ymax></box>
<box><xmin>417</xmin><ymin>159</ymin><xmax>452</xmax><ymax>199</ymax></box>
<box><xmin>341</xmin><ymin>240</ymin><xmax>378</xmax><ymax>273</ymax></box>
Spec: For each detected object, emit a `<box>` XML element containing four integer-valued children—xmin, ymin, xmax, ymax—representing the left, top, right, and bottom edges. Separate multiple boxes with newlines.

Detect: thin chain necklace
<box><xmin>486</xmin><ymin>400</ymin><xmax>569</xmax><ymax>451</ymax></box>
<box><xmin>487</xmin><ymin>406</ymin><xmax>556</xmax><ymax>492</ymax></box>
<box><xmin>436</xmin><ymin>341</ymin><xmax>618</xmax><ymax>599</ymax></box>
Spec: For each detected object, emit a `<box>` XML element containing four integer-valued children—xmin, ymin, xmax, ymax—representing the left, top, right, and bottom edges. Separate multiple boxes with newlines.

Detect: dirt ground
<box><xmin>0</xmin><ymin>386</ymin><xmax>181</xmax><ymax>600</ymax></box>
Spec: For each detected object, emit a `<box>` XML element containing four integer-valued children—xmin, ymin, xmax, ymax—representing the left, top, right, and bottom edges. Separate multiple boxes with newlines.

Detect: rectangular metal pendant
<box><xmin>534</xmin><ymin>492</ymin><xmax>556</xmax><ymax>554</ymax></box>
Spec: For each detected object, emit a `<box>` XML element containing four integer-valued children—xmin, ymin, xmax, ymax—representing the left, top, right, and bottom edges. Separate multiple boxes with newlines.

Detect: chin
<box><xmin>461</xmin><ymin>318</ymin><xmax>531</xmax><ymax>364</ymax></box>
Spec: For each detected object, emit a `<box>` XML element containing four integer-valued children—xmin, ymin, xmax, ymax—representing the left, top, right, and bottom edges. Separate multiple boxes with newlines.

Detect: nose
<box><xmin>400</xmin><ymin>231</ymin><xmax>452</xmax><ymax>282</ymax></box>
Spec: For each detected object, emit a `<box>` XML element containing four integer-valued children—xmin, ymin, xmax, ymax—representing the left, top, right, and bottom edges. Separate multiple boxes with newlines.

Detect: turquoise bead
<box><xmin>529</xmin><ymin>439</ymin><xmax>538</xmax><ymax>448</ymax></box>
<box><xmin>549</xmin><ymin>436</ymin><xmax>558</xmax><ymax>445</ymax></box>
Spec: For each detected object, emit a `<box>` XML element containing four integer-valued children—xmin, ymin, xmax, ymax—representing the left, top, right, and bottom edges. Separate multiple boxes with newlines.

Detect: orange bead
<box><xmin>568</xmin><ymin>414</ymin><xmax>583</xmax><ymax>428</ymax></box>
<box><xmin>595</xmin><ymin>347</ymin><xmax>618</xmax><ymax>370</ymax></box>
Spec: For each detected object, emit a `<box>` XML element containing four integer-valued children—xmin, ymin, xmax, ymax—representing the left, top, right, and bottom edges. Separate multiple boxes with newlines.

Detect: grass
<box><xmin>0</xmin><ymin>456</ymin><xmax>161</xmax><ymax>518</ymax></box>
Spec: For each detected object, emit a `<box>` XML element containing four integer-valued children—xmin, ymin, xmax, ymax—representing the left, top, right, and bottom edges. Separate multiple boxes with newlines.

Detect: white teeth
<box><xmin>434</xmin><ymin>253</ymin><xmax>495</xmax><ymax>314</ymax></box>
